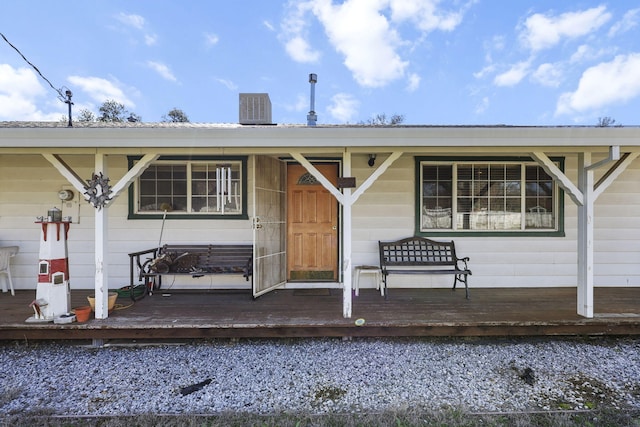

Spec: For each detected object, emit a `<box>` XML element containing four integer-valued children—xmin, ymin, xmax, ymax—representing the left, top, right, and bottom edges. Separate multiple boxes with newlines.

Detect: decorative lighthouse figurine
<box><xmin>27</xmin><ymin>208</ymin><xmax>72</xmax><ymax>322</ymax></box>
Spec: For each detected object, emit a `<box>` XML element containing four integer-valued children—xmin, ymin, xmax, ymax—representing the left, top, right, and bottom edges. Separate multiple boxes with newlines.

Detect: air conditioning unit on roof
<box><xmin>239</xmin><ymin>93</ymin><xmax>272</xmax><ymax>125</ymax></box>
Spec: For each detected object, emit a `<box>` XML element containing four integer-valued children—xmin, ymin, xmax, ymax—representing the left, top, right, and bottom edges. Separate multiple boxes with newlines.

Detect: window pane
<box><xmin>490</xmin><ymin>165</ymin><xmax>505</xmax><ymax>180</ymax></box>
<box><xmin>421</xmin><ymin>160</ymin><xmax>557</xmax><ymax>232</ymax></box>
<box><xmin>525</xmin><ymin>165</ymin><xmax>554</xmax><ymax>229</ymax></box>
<box><xmin>505</xmin><ymin>181</ymin><xmax>521</xmax><ymax>196</ymax></box>
<box><xmin>421</xmin><ymin>165</ymin><xmax>453</xmax><ymax>229</ymax></box>
<box><xmin>135</xmin><ymin>160</ymin><xmax>244</xmax><ymax>216</ymax></box>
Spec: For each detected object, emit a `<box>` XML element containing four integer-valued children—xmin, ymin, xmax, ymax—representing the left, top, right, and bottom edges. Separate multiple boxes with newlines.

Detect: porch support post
<box><xmin>94</xmin><ymin>154</ymin><xmax>109</xmax><ymax>320</ymax></box>
<box><xmin>577</xmin><ymin>152</ymin><xmax>594</xmax><ymax>318</ymax></box>
<box><xmin>342</xmin><ymin>149</ymin><xmax>353</xmax><ymax>318</ymax></box>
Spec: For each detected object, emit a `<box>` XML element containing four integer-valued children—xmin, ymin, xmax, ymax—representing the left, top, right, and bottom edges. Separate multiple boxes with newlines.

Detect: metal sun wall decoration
<box><xmin>84</xmin><ymin>172</ymin><xmax>112</xmax><ymax>210</ymax></box>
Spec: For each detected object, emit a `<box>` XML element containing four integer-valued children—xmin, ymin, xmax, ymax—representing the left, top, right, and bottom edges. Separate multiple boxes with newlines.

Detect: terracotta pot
<box><xmin>74</xmin><ymin>306</ymin><xmax>92</xmax><ymax>322</ymax></box>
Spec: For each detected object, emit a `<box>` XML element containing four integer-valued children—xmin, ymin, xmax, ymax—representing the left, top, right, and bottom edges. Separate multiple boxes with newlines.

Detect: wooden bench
<box><xmin>129</xmin><ymin>244</ymin><xmax>253</xmax><ymax>293</ymax></box>
<box><xmin>378</xmin><ymin>236</ymin><xmax>471</xmax><ymax>299</ymax></box>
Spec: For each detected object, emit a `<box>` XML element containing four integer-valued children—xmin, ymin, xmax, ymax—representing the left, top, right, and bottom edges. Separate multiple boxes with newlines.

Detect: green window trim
<box><xmin>128</xmin><ymin>155</ymin><xmax>248</xmax><ymax>220</ymax></box>
<box><xmin>415</xmin><ymin>156</ymin><xmax>565</xmax><ymax>237</ymax></box>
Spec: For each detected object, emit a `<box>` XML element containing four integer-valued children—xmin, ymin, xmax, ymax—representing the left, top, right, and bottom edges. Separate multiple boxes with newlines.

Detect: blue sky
<box><xmin>1</xmin><ymin>1</ymin><xmax>639</xmax><ymax>125</ymax></box>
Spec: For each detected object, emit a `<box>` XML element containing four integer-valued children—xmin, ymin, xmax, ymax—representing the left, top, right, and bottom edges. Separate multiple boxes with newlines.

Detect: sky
<box><xmin>1</xmin><ymin>1</ymin><xmax>639</xmax><ymax>126</ymax></box>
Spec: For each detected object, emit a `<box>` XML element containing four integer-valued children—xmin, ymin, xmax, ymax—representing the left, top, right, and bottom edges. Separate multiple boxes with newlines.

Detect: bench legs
<box><xmin>380</xmin><ymin>273</ymin><xmax>469</xmax><ymax>299</ymax></box>
<box><xmin>452</xmin><ymin>274</ymin><xmax>470</xmax><ymax>299</ymax></box>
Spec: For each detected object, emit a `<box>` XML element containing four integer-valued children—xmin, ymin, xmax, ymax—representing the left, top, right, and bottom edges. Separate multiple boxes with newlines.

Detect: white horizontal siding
<box><xmin>0</xmin><ymin>154</ymin><xmax>254</xmax><ymax>291</ymax></box>
<box><xmin>351</xmin><ymin>153</ymin><xmax>640</xmax><ymax>291</ymax></box>
<box><xmin>2</xmin><ymin>152</ymin><xmax>640</xmax><ymax>292</ymax></box>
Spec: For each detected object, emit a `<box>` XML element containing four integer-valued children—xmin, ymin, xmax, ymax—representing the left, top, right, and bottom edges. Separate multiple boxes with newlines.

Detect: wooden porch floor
<box><xmin>1</xmin><ymin>287</ymin><xmax>639</xmax><ymax>341</ymax></box>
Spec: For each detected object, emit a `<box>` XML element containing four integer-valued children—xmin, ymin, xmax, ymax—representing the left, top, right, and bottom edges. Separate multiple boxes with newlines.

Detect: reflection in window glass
<box><xmin>136</xmin><ymin>160</ymin><xmax>243</xmax><ymax>216</ymax></box>
<box><xmin>421</xmin><ymin>161</ymin><xmax>558</xmax><ymax>232</ymax></box>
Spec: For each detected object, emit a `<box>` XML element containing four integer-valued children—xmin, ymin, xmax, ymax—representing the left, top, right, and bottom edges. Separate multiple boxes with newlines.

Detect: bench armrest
<box><xmin>456</xmin><ymin>256</ymin><xmax>470</xmax><ymax>272</ymax></box>
<box><xmin>129</xmin><ymin>247</ymin><xmax>159</xmax><ymax>286</ymax></box>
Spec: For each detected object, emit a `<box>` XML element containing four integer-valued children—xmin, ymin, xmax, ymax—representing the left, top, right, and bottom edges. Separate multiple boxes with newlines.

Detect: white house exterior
<box><xmin>1</xmin><ymin>121</ymin><xmax>639</xmax><ymax>320</ymax></box>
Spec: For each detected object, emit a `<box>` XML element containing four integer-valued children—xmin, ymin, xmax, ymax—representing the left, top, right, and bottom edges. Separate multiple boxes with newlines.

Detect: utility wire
<box><xmin>1</xmin><ymin>32</ymin><xmax>66</xmax><ymax>100</ymax></box>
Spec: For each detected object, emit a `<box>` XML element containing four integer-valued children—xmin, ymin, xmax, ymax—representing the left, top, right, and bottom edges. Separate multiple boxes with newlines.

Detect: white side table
<box><xmin>354</xmin><ymin>265</ymin><xmax>383</xmax><ymax>296</ymax></box>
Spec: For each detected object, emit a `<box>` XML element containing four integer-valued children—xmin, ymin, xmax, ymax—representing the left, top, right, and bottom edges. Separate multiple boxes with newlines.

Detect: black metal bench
<box><xmin>379</xmin><ymin>236</ymin><xmax>471</xmax><ymax>299</ymax></box>
<box><xmin>129</xmin><ymin>244</ymin><xmax>253</xmax><ymax>297</ymax></box>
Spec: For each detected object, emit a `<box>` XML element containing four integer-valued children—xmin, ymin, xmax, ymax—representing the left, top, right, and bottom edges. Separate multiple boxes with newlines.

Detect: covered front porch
<box><xmin>1</xmin><ymin>287</ymin><xmax>639</xmax><ymax>342</ymax></box>
<box><xmin>3</xmin><ymin>124</ymin><xmax>640</xmax><ymax>324</ymax></box>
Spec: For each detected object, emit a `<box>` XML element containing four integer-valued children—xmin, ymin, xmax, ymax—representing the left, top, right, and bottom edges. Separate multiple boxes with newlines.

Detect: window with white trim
<box><xmin>419</xmin><ymin>159</ymin><xmax>560</xmax><ymax>233</ymax></box>
<box><xmin>131</xmin><ymin>157</ymin><xmax>246</xmax><ymax>218</ymax></box>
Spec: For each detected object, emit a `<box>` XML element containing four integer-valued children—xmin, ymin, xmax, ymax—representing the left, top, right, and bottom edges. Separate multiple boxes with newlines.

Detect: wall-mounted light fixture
<box><xmin>368</xmin><ymin>154</ymin><xmax>377</xmax><ymax>167</ymax></box>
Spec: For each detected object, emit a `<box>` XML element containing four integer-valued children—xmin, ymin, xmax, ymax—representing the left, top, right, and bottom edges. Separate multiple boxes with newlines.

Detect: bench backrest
<box><xmin>379</xmin><ymin>237</ymin><xmax>457</xmax><ymax>267</ymax></box>
<box><xmin>161</xmin><ymin>244</ymin><xmax>252</xmax><ymax>273</ymax></box>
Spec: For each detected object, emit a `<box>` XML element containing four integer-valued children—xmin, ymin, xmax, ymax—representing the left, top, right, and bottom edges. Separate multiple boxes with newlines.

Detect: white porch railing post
<box><xmin>577</xmin><ymin>153</ymin><xmax>594</xmax><ymax>318</ymax></box>
<box><xmin>94</xmin><ymin>154</ymin><xmax>109</xmax><ymax>320</ymax></box>
<box><xmin>342</xmin><ymin>150</ymin><xmax>353</xmax><ymax>318</ymax></box>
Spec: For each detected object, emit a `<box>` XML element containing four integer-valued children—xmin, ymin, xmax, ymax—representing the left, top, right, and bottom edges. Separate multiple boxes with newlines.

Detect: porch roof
<box><xmin>1</xmin><ymin>121</ymin><xmax>640</xmax><ymax>153</ymax></box>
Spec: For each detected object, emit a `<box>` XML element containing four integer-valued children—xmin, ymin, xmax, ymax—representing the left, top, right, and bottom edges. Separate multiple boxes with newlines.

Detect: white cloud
<box><xmin>406</xmin><ymin>73</ymin><xmax>421</xmax><ymax>92</ymax></box>
<box><xmin>311</xmin><ymin>0</ymin><xmax>408</xmax><ymax>87</ymax></box>
<box><xmin>493</xmin><ymin>61</ymin><xmax>530</xmax><ymax>87</ymax></box>
<box><xmin>263</xmin><ymin>20</ymin><xmax>275</xmax><ymax>32</ymax></box>
<box><xmin>214</xmin><ymin>77</ymin><xmax>238</xmax><ymax>91</ymax></box>
<box><xmin>281</xmin><ymin>0</ymin><xmax>468</xmax><ymax>88</ymax></box>
<box><xmin>280</xmin><ymin>1</ymin><xmax>321</xmax><ymax>63</ymax></box>
<box><xmin>285</xmin><ymin>93</ymin><xmax>309</xmax><ymax>112</ymax></box>
<box><xmin>519</xmin><ymin>6</ymin><xmax>611</xmax><ymax>52</ymax></box>
<box><xmin>473</xmin><ymin>64</ymin><xmax>495</xmax><ymax>80</ymax></box>
<box><xmin>116</xmin><ymin>13</ymin><xmax>146</xmax><ymax>30</ymax></box>
<box><xmin>205</xmin><ymin>33</ymin><xmax>219</xmax><ymax>46</ymax></box>
<box><xmin>115</xmin><ymin>12</ymin><xmax>157</xmax><ymax>46</ymax></box>
<box><xmin>608</xmin><ymin>8</ymin><xmax>640</xmax><ymax>37</ymax></box>
<box><xmin>389</xmin><ymin>0</ymin><xmax>466</xmax><ymax>32</ymax></box>
<box><xmin>473</xmin><ymin>36</ymin><xmax>503</xmax><ymax>80</ymax></box>
<box><xmin>285</xmin><ymin>36</ymin><xmax>321</xmax><ymax>63</ymax></box>
<box><xmin>556</xmin><ymin>53</ymin><xmax>640</xmax><ymax>116</ymax></box>
<box><xmin>532</xmin><ymin>63</ymin><xmax>563</xmax><ymax>87</ymax></box>
<box><xmin>569</xmin><ymin>44</ymin><xmax>611</xmax><ymax>64</ymax></box>
<box><xmin>570</xmin><ymin>44</ymin><xmax>593</xmax><ymax>63</ymax></box>
<box><xmin>67</xmin><ymin>75</ymin><xmax>136</xmax><ymax>108</ymax></box>
<box><xmin>474</xmin><ymin>96</ymin><xmax>489</xmax><ymax>114</ymax></box>
<box><xmin>147</xmin><ymin>61</ymin><xmax>177</xmax><ymax>82</ymax></box>
<box><xmin>0</xmin><ymin>64</ymin><xmax>62</xmax><ymax>121</ymax></box>
<box><xmin>144</xmin><ymin>34</ymin><xmax>158</xmax><ymax>46</ymax></box>
<box><xmin>327</xmin><ymin>92</ymin><xmax>359</xmax><ymax>123</ymax></box>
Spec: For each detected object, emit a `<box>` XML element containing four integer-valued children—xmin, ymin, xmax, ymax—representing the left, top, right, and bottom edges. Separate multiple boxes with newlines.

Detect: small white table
<box><xmin>354</xmin><ymin>265</ymin><xmax>383</xmax><ymax>296</ymax></box>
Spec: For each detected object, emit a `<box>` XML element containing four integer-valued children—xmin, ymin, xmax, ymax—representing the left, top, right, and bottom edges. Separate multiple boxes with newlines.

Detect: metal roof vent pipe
<box><xmin>307</xmin><ymin>73</ymin><xmax>317</xmax><ymax>126</ymax></box>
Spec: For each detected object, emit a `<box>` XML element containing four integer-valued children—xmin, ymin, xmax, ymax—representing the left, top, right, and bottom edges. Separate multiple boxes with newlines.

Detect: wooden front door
<box><xmin>287</xmin><ymin>163</ymin><xmax>339</xmax><ymax>281</ymax></box>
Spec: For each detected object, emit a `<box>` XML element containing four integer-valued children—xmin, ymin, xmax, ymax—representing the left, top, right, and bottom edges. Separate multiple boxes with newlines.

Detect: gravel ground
<box><xmin>1</xmin><ymin>337</ymin><xmax>639</xmax><ymax>417</ymax></box>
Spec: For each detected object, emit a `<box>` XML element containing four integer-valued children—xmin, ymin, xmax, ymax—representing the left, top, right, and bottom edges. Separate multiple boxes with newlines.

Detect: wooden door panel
<box><xmin>304</xmin><ymin>191</ymin><xmax>318</xmax><ymax>222</ymax></box>
<box><xmin>291</xmin><ymin>233</ymin><xmax>304</xmax><ymax>267</ymax></box>
<box><xmin>304</xmin><ymin>234</ymin><xmax>318</xmax><ymax>267</ymax></box>
<box><xmin>287</xmin><ymin>163</ymin><xmax>338</xmax><ymax>281</ymax></box>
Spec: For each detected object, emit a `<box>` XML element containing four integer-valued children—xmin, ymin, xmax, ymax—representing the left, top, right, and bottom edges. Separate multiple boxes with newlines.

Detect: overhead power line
<box><xmin>1</xmin><ymin>32</ymin><xmax>74</xmax><ymax>126</ymax></box>
<box><xmin>1</xmin><ymin>32</ymin><xmax>65</xmax><ymax>99</ymax></box>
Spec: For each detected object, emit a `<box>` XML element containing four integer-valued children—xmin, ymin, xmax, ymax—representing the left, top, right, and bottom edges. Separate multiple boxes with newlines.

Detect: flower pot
<box><xmin>74</xmin><ymin>306</ymin><xmax>91</xmax><ymax>323</ymax></box>
<box><xmin>87</xmin><ymin>292</ymin><xmax>118</xmax><ymax>312</ymax></box>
